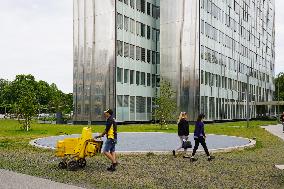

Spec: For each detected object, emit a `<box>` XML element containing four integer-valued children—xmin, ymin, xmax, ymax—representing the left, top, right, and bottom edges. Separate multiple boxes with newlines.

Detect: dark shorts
<box><xmin>103</xmin><ymin>139</ymin><xmax>116</xmax><ymax>153</ymax></box>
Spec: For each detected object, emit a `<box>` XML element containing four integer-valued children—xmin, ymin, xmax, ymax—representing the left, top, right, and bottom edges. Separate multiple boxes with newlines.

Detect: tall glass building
<box><xmin>73</xmin><ymin>0</ymin><xmax>275</xmax><ymax>123</ymax></box>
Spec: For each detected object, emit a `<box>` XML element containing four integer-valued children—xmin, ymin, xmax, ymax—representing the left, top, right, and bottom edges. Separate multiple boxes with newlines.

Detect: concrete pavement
<box><xmin>262</xmin><ymin>124</ymin><xmax>284</xmax><ymax>170</ymax></box>
<box><xmin>0</xmin><ymin>169</ymin><xmax>85</xmax><ymax>189</ymax></box>
<box><xmin>261</xmin><ymin>124</ymin><xmax>284</xmax><ymax>140</ymax></box>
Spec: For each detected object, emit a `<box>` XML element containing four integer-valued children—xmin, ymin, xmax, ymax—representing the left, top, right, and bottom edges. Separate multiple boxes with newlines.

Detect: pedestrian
<box><xmin>95</xmin><ymin>109</ymin><xmax>118</xmax><ymax>171</ymax></box>
<box><xmin>280</xmin><ymin>112</ymin><xmax>284</xmax><ymax>133</ymax></box>
<box><xmin>190</xmin><ymin>114</ymin><xmax>214</xmax><ymax>161</ymax></box>
<box><xmin>172</xmin><ymin>112</ymin><xmax>190</xmax><ymax>157</ymax></box>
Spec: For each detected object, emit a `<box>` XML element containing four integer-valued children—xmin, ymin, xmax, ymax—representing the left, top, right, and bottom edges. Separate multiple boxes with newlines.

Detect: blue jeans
<box><xmin>103</xmin><ymin>139</ymin><xmax>116</xmax><ymax>153</ymax></box>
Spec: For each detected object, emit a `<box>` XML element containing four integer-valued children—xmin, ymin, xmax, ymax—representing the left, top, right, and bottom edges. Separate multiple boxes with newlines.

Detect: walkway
<box><xmin>0</xmin><ymin>169</ymin><xmax>85</xmax><ymax>189</ymax></box>
<box><xmin>261</xmin><ymin>124</ymin><xmax>284</xmax><ymax>140</ymax></box>
<box><xmin>262</xmin><ymin>124</ymin><xmax>284</xmax><ymax>170</ymax></box>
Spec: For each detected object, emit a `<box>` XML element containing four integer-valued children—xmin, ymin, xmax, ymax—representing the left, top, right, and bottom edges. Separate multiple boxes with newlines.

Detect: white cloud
<box><xmin>0</xmin><ymin>0</ymin><xmax>73</xmax><ymax>93</ymax></box>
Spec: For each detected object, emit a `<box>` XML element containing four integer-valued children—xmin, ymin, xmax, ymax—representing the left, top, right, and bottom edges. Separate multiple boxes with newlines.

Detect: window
<box><xmin>141</xmin><ymin>0</ymin><xmax>145</xmax><ymax>13</ymax></box>
<box><xmin>152</xmin><ymin>74</ymin><xmax>156</xmax><ymax>87</ymax></box>
<box><xmin>152</xmin><ymin>5</ymin><xmax>160</xmax><ymax>19</ymax></box>
<box><xmin>156</xmin><ymin>52</ymin><xmax>160</xmax><ymax>64</ymax></box>
<box><xmin>124</xmin><ymin>69</ymin><xmax>129</xmax><ymax>83</ymax></box>
<box><xmin>130</xmin><ymin>18</ymin><xmax>135</xmax><ymax>33</ymax></box>
<box><xmin>117</xmin><ymin>95</ymin><xmax>123</xmax><ymax>107</ymax></box>
<box><xmin>201</xmin><ymin>20</ymin><xmax>204</xmax><ymax>34</ymax></box>
<box><xmin>117</xmin><ymin>13</ymin><xmax>123</xmax><ymax>29</ymax></box>
<box><xmin>147</xmin><ymin>97</ymin><xmax>152</xmax><ymax>112</ymax></box>
<box><xmin>130</xmin><ymin>70</ymin><xmax>134</xmax><ymax>84</ymax></box>
<box><xmin>147</xmin><ymin>73</ymin><xmax>151</xmax><ymax>86</ymax></box>
<box><xmin>141</xmin><ymin>23</ymin><xmax>145</xmax><ymax>37</ymax></box>
<box><xmin>136</xmin><ymin>0</ymin><xmax>141</xmax><ymax>11</ymax></box>
<box><xmin>124</xmin><ymin>95</ymin><xmax>129</xmax><ymax>107</ymax></box>
<box><xmin>152</xmin><ymin>51</ymin><xmax>156</xmax><ymax>64</ymax></box>
<box><xmin>201</xmin><ymin>70</ymin><xmax>204</xmax><ymax>84</ymax></box>
<box><xmin>117</xmin><ymin>68</ymin><xmax>123</xmax><ymax>83</ymax></box>
<box><xmin>136</xmin><ymin>46</ymin><xmax>141</xmax><ymax>61</ymax></box>
<box><xmin>130</xmin><ymin>0</ymin><xmax>135</xmax><ymax>8</ymax></box>
<box><xmin>147</xmin><ymin>25</ymin><xmax>151</xmax><ymax>39</ymax></box>
<box><xmin>156</xmin><ymin>75</ymin><xmax>160</xmax><ymax>87</ymax></box>
<box><xmin>141</xmin><ymin>72</ymin><xmax>146</xmax><ymax>85</ymax></box>
<box><xmin>152</xmin><ymin>28</ymin><xmax>157</xmax><ymax>41</ymax></box>
<box><xmin>136</xmin><ymin>96</ymin><xmax>146</xmax><ymax>113</ymax></box>
<box><xmin>141</xmin><ymin>48</ymin><xmax>146</xmax><ymax>62</ymax></box>
<box><xmin>124</xmin><ymin>16</ymin><xmax>129</xmax><ymax>31</ymax></box>
<box><xmin>130</xmin><ymin>96</ymin><xmax>135</xmax><ymax>113</ymax></box>
<box><xmin>130</xmin><ymin>44</ymin><xmax>135</xmax><ymax>59</ymax></box>
<box><xmin>147</xmin><ymin>49</ymin><xmax>151</xmax><ymax>63</ymax></box>
<box><xmin>136</xmin><ymin>71</ymin><xmax>140</xmax><ymax>85</ymax></box>
<box><xmin>116</xmin><ymin>40</ymin><xmax>123</xmax><ymax>56</ymax></box>
<box><xmin>136</xmin><ymin>22</ymin><xmax>141</xmax><ymax>36</ymax></box>
<box><xmin>124</xmin><ymin>43</ymin><xmax>129</xmax><ymax>57</ymax></box>
<box><xmin>124</xmin><ymin>0</ymin><xmax>128</xmax><ymax>5</ymax></box>
<box><xmin>147</xmin><ymin>2</ymin><xmax>151</xmax><ymax>15</ymax></box>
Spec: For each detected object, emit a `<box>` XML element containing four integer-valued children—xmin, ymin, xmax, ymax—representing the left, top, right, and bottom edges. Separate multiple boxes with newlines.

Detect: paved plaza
<box><xmin>30</xmin><ymin>132</ymin><xmax>254</xmax><ymax>153</ymax></box>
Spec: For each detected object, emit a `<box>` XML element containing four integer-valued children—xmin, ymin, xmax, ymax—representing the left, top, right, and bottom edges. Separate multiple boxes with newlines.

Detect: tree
<box><xmin>274</xmin><ymin>72</ymin><xmax>284</xmax><ymax>112</ymax></box>
<box><xmin>0</xmin><ymin>79</ymin><xmax>9</xmax><ymax>113</ymax></box>
<box><xmin>154</xmin><ymin>80</ymin><xmax>177</xmax><ymax>129</ymax></box>
<box><xmin>2</xmin><ymin>74</ymin><xmax>73</xmax><ymax>127</ymax></box>
<box><xmin>4</xmin><ymin>75</ymin><xmax>38</xmax><ymax>131</ymax></box>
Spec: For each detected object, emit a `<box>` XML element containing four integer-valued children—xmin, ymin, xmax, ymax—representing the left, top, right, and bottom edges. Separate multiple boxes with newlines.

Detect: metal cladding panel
<box><xmin>73</xmin><ymin>0</ymin><xmax>116</xmax><ymax>122</ymax></box>
<box><xmin>160</xmin><ymin>0</ymin><xmax>200</xmax><ymax>121</ymax></box>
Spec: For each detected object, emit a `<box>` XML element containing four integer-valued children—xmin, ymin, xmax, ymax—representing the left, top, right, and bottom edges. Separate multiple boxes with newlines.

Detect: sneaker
<box><xmin>172</xmin><ymin>150</ymin><xmax>176</xmax><ymax>156</ymax></box>
<box><xmin>113</xmin><ymin>162</ymin><xmax>118</xmax><ymax>167</ymax></box>
<box><xmin>107</xmin><ymin>165</ymin><xmax>116</xmax><ymax>172</ymax></box>
<box><xmin>208</xmin><ymin>156</ymin><xmax>215</xmax><ymax>161</ymax></box>
<box><xmin>190</xmin><ymin>157</ymin><xmax>197</xmax><ymax>162</ymax></box>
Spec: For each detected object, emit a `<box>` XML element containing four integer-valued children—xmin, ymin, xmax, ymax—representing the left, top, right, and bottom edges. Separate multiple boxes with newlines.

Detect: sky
<box><xmin>0</xmin><ymin>0</ymin><xmax>283</xmax><ymax>93</ymax></box>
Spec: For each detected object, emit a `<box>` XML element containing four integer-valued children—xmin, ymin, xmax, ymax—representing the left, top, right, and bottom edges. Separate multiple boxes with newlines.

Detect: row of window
<box><xmin>201</xmin><ymin>0</ymin><xmax>273</xmax><ymax>31</ymax></box>
<box><xmin>201</xmin><ymin>45</ymin><xmax>271</xmax><ymax>82</ymax></box>
<box><xmin>117</xmin><ymin>67</ymin><xmax>160</xmax><ymax>87</ymax></box>
<box><xmin>118</xmin><ymin>0</ymin><xmax>160</xmax><ymax>19</ymax></box>
<box><xmin>117</xmin><ymin>13</ymin><xmax>160</xmax><ymax>41</ymax></box>
<box><xmin>201</xmin><ymin>0</ymin><xmax>274</xmax><ymax>61</ymax></box>
<box><xmin>117</xmin><ymin>95</ymin><xmax>152</xmax><ymax>114</ymax></box>
<box><xmin>200</xmin><ymin>96</ymin><xmax>257</xmax><ymax>120</ymax></box>
<box><xmin>201</xmin><ymin>19</ymin><xmax>272</xmax><ymax>61</ymax></box>
<box><xmin>117</xmin><ymin>40</ymin><xmax>160</xmax><ymax>64</ymax></box>
<box><xmin>201</xmin><ymin>70</ymin><xmax>271</xmax><ymax>97</ymax></box>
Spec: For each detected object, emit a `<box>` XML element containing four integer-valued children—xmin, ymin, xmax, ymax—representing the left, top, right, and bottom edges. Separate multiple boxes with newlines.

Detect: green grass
<box><xmin>0</xmin><ymin>119</ymin><xmax>284</xmax><ymax>189</ymax></box>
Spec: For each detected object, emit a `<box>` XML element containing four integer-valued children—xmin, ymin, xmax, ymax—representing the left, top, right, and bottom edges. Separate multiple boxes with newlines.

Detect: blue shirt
<box><xmin>193</xmin><ymin>121</ymin><xmax>205</xmax><ymax>138</ymax></box>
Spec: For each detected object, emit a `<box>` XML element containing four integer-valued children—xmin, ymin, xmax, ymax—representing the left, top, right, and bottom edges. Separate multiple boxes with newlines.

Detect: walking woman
<box><xmin>190</xmin><ymin>114</ymin><xmax>214</xmax><ymax>161</ymax></box>
<box><xmin>172</xmin><ymin>112</ymin><xmax>189</xmax><ymax>156</ymax></box>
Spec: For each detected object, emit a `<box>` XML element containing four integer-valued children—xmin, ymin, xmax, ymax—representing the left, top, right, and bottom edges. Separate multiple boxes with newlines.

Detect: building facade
<box><xmin>73</xmin><ymin>0</ymin><xmax>275</xmax><ymax>123</ymax></box>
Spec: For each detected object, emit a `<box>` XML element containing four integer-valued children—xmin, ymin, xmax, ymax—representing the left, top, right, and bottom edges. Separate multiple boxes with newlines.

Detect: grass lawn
<box><xmin>0</xmin><ymin>119</ymin><xmax>284</xmax><ymax>188</ymax></box>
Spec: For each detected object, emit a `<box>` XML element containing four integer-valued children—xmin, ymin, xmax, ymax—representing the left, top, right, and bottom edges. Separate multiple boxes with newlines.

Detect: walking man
<box><xmin>95</xmin><ymin>109</ymin><xmax>118</xmax><ymax>171</ymax></box>
<box><xmin>281</xmin><ymin>112</ymin><xmax>284</xmax><ymax>133</ymax></box>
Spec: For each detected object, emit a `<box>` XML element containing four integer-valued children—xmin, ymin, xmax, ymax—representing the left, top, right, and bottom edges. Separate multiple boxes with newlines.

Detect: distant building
<box><xmin>73</xmin><ymin>0</ymin><xmax>275</xmax><ymax>123</ymax></box>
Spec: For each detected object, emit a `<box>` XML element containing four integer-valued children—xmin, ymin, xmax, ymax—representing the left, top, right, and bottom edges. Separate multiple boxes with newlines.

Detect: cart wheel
<box><xmin>67</xmin><ymin>160</ymin><xmax>78</xmax><ymax>171</ymax></box>
<box><xmin>58</xmin><ymin>162</ymin><xmax>67</xmax><ymax>169</ymax></box>
<box><xmin>77</xmin><ymin>158</ymin><xmax>87</xmax><ymax>168</ymax></box>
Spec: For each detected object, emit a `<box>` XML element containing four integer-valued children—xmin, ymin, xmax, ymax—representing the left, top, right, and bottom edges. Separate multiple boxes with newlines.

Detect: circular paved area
<box><xmin>30</xmin><ymin>132</ymin><xmax>255</xmax><ymax>153</ymax></box>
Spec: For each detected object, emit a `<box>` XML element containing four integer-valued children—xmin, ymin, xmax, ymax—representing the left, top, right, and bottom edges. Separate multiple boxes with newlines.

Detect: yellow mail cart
<box><xmin>56</xmin><ymin>127</ymin><xmax>103</xmax><ymax>170</ymax></box>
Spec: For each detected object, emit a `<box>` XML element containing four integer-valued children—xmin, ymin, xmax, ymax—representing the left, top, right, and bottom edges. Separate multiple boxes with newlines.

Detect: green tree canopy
<box><xmin>275</xmin><ymin>72</ymin><xmax>284</xmax><ymax>101</ymax></box>
<box><xmin>154</xmin><ymin>80</ymin><xmax>177</xmax><ymax>129</ymax></box>
<box><xmin>1</xmin><ymin>74</ymin><xmax>73</xmax><ymax>130</ymax></box>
